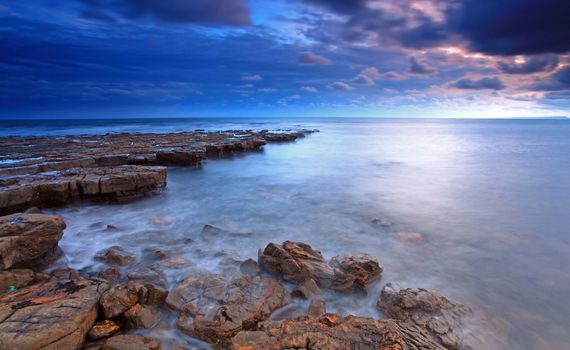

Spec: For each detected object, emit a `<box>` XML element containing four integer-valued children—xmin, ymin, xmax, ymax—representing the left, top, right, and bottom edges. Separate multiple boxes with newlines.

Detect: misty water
<box><xmin>2</xmin><ymin>118</ymin><xmax>569</xmax><ymax>349</ymax></box>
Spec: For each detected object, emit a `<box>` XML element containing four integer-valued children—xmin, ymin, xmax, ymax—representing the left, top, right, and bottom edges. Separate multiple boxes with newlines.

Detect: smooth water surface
<box><xmin>2</xmin><ymin>118</ymin><xmax>569</xmax><ymax>349</ymax></box>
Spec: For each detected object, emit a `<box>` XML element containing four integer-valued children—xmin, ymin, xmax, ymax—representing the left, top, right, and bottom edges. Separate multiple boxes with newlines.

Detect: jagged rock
<box><xmin>166</xmin><ymin>272</ymin><xmax>291</xmax><ymax>347</ymax></box>
<box><xmin>123</xmin><ymin>303</ymin><xmax>161</xmax><ymax>329</ymax></box>
<box><xmin>0</xmin><ymin>213</ymin><xmax>66</xmax><ymax>269</ymax></box>
<box><xmin>378</xmin><ymin>283</ymin><xmax>472</xmax><ymax>350</ymax></box>
<box><xmin>259</xmin><ymin>241</ymin><xmax>382</xmax><ymax>292</ymax></box>
<box><xmin>88</xmin><ymin>320</ymin><xmax>121</xmax><ymax>340</ymax></box>
<box><xmin>127</xmin><ymin>265</ymin><xmax>168</xmax><ymax>305</ymax></box>
<box><xmin>231</xmin><ymin>314</ymin><xmax>445</xmax><ymax>350</ymax></box>
<box><xmin>95</xmin><ymin>246</ymin><xmax>136</xmax><ymax>266</ymax></box>
<box><xmin>0</xmin><ymin>274</ymin><xmax>109</xmax><ymax>350</ymax></box>
<box><xmin>101</xmin><ymin>334</ymin><xmax>162</xmax><ymax>350</ymax></box>
<box><xmin>100</xmin><ymin>283</ymin><xmax>139</xmax><ymax>319</ymax></box>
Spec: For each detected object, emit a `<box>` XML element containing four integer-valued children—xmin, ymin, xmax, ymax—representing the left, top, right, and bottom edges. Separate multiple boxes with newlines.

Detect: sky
<box><xmin>0</xmin><ymin>0</ymin><xmax>569</xmax><ymax>119</ymax></box>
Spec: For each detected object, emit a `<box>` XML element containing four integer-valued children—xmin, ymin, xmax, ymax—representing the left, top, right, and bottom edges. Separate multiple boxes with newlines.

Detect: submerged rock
<box><xmin>95</xmin><ymin>246</ymin><xmax>136</xmax><ymax>266</ymax></box>
<box><xmin>0</xmin><ymin>213</ymin><xmax>66</xmax><ymax>269</ymax></box>
<box><xmin>259</xmin><ymin>241</ymin><xmax>382</xmax><ymax>293</ymax></box>
<box><xmin>166</xmin><ymin>272</ymin><xmax>291</xmax><ymax>347</ymax></box>
<box><xmin>123</xmin><ymin>303</ymin><xmax>161</xmax><ymax>329</ymax></box>
<box><xmin>0</xmin><ymin>273</ymin><xmax>109</xmax><ymax>350</ymax></box>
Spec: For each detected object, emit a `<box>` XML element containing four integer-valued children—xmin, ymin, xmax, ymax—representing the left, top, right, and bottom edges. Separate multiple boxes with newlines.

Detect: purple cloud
<box><xmin>298</xmin><ymin>51</ymin><xmax>332</xmax><ymax>65</ymax></box>
<box><xmin>451</xmin><ymin>77</ymin><xmax>505</xmax><ymax>90</ymax></box>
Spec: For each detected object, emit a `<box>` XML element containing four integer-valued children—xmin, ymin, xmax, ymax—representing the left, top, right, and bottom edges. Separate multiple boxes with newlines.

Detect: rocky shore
<box><xmin>0</xmin><ymin>129</ymin><xmax>496</xmax><ymax>349</ymax></box>
<box><xmin>0</xmin><ymin>129</ymin><xmax>316</xmax><ymax>215</ymax></box>
<box><xmin>0</xmin><ymin>213</ymin><xmax>481</xmax><ymax>349</ymax></box>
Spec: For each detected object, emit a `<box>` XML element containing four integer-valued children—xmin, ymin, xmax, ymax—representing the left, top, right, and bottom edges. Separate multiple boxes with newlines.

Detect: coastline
<box><xmin>0</xmin><ymin>128</ymin><xmax>501</xmax><ymax>349</ymax></box>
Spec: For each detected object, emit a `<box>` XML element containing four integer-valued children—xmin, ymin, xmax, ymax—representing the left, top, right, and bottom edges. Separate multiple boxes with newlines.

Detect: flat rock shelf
<box><xmin>0</xmin><ymin>129</ymin><xmax>317</xmax><ymax>215</ymax></box>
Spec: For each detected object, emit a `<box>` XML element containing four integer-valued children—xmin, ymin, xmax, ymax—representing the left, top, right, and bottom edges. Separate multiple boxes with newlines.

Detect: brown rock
<box><xmin>166</xmin><ymin>272</ymin><xmax>291</xmax><ymax>347</ymax></box>
<box><xmin>0</xmin><ymin>213</ymin><xmax>66</xmax><ymax>269</ymax></box>
<box><xmin>308</xmin><ymin>299</ymin><xmax>326</xmax><ymax>318</ymax></box>
<box><xmin>231</xmin><ymin>314</ymin><xmax>445</xmax><ymax>350</ymax></box>
<box><xmin>102</xmin><ymin>334</ymin><xmax>162</xmax><ymax>350</ymax></box>
<box><xmin>123</xmin><ymin>303</ymin><xmax>161</xmax><ymax>329</ymax></box>
<box><xmin>0</xmin><ymin>274</ymin><xmax>109</xmax><ymax>350</ymax></box>
<box><xmin>100</xmin><ymin>283</ymin><xmax>139</xmax><ymax>319</ymax></box>
<box><xmin>239</xmin><ymin>258</ymin><xmax>260</xmax><ymax>276</ymax></box>
<box><xmin>95</xmin><ymin>246</ymin><xmax>136</xmax><ymax>266</ymax></box>
<box><xmin>88</xmin><ymin>320</ymin><xmax>121</xmax><ymax>340</ymax></box>
<box><xmin>0</xmin><ymin>269</ymin><xmax>48</xmax><ymax>294</ymax></box>
<box><xmin>378</xmin><ymin>283</ymin><xmax>472</xmax><ymax>350</ymax></box>
<box><xmin>291</xmin><ymin>278</ymin><xmax>321</xmax><ymax>299</ymax></box>
<box><xmin>259</xmin><ymin>241</ymin><xmax>382</xmax><ymax>292</ymax></box>
<box><xmin>98</xmin><ymin>267</ymin><xmax>121</xmax><ymax>282</ymax></box>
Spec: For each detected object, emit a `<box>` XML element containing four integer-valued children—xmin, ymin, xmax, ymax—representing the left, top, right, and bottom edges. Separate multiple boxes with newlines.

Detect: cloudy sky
<box><xmin>1</xmin><ymin>0</ymin><xmax>569</xmax><ymax>118</ymax></box>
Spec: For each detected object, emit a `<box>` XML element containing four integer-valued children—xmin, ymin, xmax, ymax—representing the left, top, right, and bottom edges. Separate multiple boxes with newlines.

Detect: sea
<box><xmin>1</xmin><ymin>117</ymin><xmax>569</xmax><ymax>349</ymax></box>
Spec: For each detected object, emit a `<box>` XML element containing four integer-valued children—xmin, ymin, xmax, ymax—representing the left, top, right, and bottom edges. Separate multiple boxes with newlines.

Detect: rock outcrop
<box><xmin>231</xmin><ymin>314</ymin><xmax>446</xmax><ymax>350</ymax></box>
<box><xmin>259</xmin><ymin>241</ymin><xmax>382</xmax><ymax>293</ymax></box>
<box><xmin>166</xmin><ymin>272</ymin><xmax>291</xmax><ymax>347</ymax></box>
<box><xmin>0</xmin><ymin>130</ymin><xmax>317</xmax><ymax>214</ymax></box>
<box><xmin>0</xmin><ymin>273</ymin><xmax>109</xmax><ymax>350</ymax></box>
<box><xmin>101</xmin><ymin>334</ymin><xmax>162</xmax><ymax>350</ymax></box>
<box><xmin>378</xmin><ymin>283</ymin><xmax>472</xmax><ymax>350</ymax></box>
<box><xmin>0</xmin><ymin>213</ymin><xmax>66</xmax><ymax>269</ymax></box>
<box><xmin>0</xmin><ymin>166</ymin><xmax>167</xmax><ymax>215</ymax></box>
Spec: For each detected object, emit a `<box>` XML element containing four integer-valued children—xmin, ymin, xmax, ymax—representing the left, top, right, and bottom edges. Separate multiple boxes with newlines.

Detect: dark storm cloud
<box><xmin>449</xmin><ymin>0</ymin><xmax>570</xmax><ymax>55</ymax></box>
<box><xmin>301</xmin><ymin>0</ymin><xmax>368</xmax><ymax>14</ymax></box>
<box><xmin>498</xmin><ymin>55</ymin><xmax>559</xmax><ymax>74</ymax></box>
<box><xmin>409</xmin><ymin>57</ymin><xmax>436</xmax><ymax>75</ymax></box>
<box><xmin>79</xmin><ymin>0</ymin><xmax>251</xmax><ymax>26</ymax></box>
<box><xmin>451</xmin><ymin>77</ymin><xmax>505</xmax><ymax>90</ymax></box>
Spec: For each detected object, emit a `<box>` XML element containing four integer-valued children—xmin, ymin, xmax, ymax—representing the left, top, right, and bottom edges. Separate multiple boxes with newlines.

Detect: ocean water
<box><xmin>1</xmin><ymin>118</ymin><xmax>570</xmax><ymax>349</ymax></box>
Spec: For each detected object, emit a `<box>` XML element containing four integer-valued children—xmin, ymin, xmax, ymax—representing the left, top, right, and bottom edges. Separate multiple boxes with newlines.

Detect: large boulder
<box><xmin>0</xmin><ymin>213</ymin><xmax>66</xmax><ymax>269</ymax></box>
<box><xmin>259</xmin><ymin>241</ymin><xmax>382</xmax><ymax>292</ymax></box>
<box><xmin>231</xmin><ymin>314</ymin><xmax>446</xmax><ymax>350</ymax></box>
<box><xmin>166</xmin><ymin>272</ymin><xmax>291</xmax><ymax>347</ymax></box>
<box><xmin>0</xmin><ymin>273</ymin><xmax>109</xmax><ymax>350</ymax></box>
<box><xmin>378</xmin><ymin>283</ymin><xmax>472</xmax><ymax>350</ymax></box>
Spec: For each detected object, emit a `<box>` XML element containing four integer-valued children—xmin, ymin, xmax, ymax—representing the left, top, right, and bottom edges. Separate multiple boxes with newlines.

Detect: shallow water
<box><xmin>3</xmin><ymin>118</ymin><xmax>570</xmax><ymax>349</ymax></box>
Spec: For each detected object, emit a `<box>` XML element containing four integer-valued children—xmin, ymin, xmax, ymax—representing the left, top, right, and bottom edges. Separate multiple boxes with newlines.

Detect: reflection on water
<box><xmin>34</xmin><ymin>118</ymin><xmax>570</xmax><ymax>349</ymax></box>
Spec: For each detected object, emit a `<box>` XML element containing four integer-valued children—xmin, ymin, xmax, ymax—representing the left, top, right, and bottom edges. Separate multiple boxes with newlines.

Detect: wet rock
<box><xmin>95</xmin><ymin>246</ymin><xmax>136</xmax><ymax>266</ymax></box>
<box><xmin>163</xmin><ymin>256</ymin><xmax>187</xmax><ymax>269</ymax></box>
<box><xmin>98</xmin><ymin>267</ymin><xmax>121</xmax><ymax>282</ymax></box>
<box><xmin>239</xmin><ymin>258</ymin><xmax>260</xmax><ymax>276</ymax></box>
<box><xmin>200</xmin><ymin>224</ymin><xmax>252</xmax><ymax>239</ymax></box>
<box><xmin>0</xmin><ymin>213</ymin><xmax>66</xmax><ymax>269</ymax></box>
<box><xmin>291</xmin><ymin>278</ymin><xmax>321</xmax><ymax>299</ymax></box>
<box><xmin>308</xmin><ymin>299</ymin><xmax>326</xmax><ymax>318</ymax></box>
<box><xmin>102</xmin><ymin>334</ymin><xmax>162</xmax><ymax>350</ymax></box>
<box><xmin>0</xmin><ymin>166</ymin><xmax>167</xmax><ymax>215</ymax></box>
<box><xmin>0</xmin><ymin>274</ymin><xmax>109</xmax><ymax>349</ymax></box>
<box><xmin>166</xmin><ymin>272</ymin><xmax>291</xmax><ymax>347</ymax></box>
<box><xmin>127</xmin><ymin>265</ymin><xmax>166</xmax><ymax>287</ymax></box>
<box><xmin>259</xmin><ymin>241</ymin><xmax>382</xmax><ymax>292</ymax></box>
<box><xmin>88</xmin><ymin>320</ymin><xmax>121</xmax><ymax>340</ymax></box>
<box><xmin>378</xmin><ymin>283</ymin><xmax>472</xmax><ymax>349</ymax></box>
<box><xmin>231</xmin><ymin>314</ymin><xmax>445</xmax><ymax>350</ymax></box>
<box><xmin>395</xmin><ymin>231</ymin><xmax>425</xmax><ymax>245</ymax></box>
<box><xmin>23</xmin><ymin>207</ymin><xmax>42</xmax><ymax>214</ymax></box>
<box><xmin>100</xmin><ymin>283</ymin><xmax>140</xmax><ymax>319</ymax></box>
<box><xmin>0</xmin><ymin>269</ymin><xmax>49</xmax><ymax>294</ymax></box>
<box><xmin>123</xmin><ymin>303</ymin><xmax>161</xmax><ymax>329</ymax></box>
